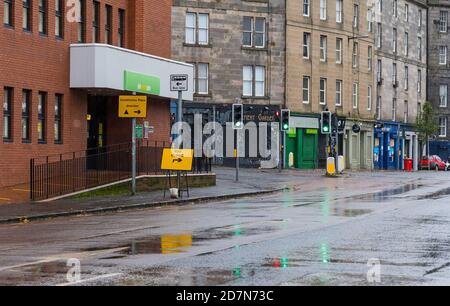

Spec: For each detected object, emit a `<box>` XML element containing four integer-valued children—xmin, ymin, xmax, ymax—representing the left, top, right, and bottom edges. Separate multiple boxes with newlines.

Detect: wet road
<box><xmin>1</xmin><ymin>171</ymin><xmax>450</xmax><ymax>286</ymax></box>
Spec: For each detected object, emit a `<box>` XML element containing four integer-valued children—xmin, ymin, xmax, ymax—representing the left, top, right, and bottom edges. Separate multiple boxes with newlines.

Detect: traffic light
<box><xmin>232</xmin><ymin>103</ymin><xmax>243</xmax><ymax>129</ymax></box>
<box><xmin>321</xmin><ymin>111</ymin><xmax>332</xmax><ymax>134</ymax></box>
<box><xmin>331</xmin><ymin>113</ymin><xmax>338</xmax><ymax>134</ymax></box>
<box><xmin>281</xmin><ymin>109</ymin><xmax>290</xmax><ymax>132</ymax></box>
<box><xmin>275</xmin><ymin>111</ymin><xmax>281</xmax><ymax>122</ymax></box>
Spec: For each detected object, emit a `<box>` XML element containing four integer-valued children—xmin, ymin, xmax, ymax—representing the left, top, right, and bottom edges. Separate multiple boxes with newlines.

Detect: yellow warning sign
<box><xmin>119</xmin><ymin>96</ymin><xmax>147</xmax><ymax>118</ymax></box>
<box><xmin>161</xmin><ymin>149</ymin><xmax>194</xmax><ymax>171</ymax></box>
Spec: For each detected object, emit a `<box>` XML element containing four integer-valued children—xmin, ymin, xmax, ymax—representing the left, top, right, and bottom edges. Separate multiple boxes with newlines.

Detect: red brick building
<box><xmin>0</xmin><ymin>0</ymin><xmax>193</xmax><ymax>188</ymax></box>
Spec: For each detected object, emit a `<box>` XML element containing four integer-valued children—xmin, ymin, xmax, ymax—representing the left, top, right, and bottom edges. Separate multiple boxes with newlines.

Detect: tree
<box><xmin>415</xmin><ymin>101</ymin><xmax>438</xmax><ymax>158</ymax></box>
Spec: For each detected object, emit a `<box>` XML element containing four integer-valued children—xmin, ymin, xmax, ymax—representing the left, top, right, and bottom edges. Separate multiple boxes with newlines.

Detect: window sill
<box><xmin>54</xmin><ymin>141</ymin><xmax>63</xmax><ymax>145</ymax></box>
<box><xmin>55</xmin><ymin>36</ymin><xmax>64</xmax><ymax>41</ymax></box>
<box><xmin>39</xmin><ymin>33</ymin><xmax>48</xmax><ymax>38</ymax></box>
<box><xmin>23</xmin><ymin>29</ymin><xmax>32</xmax><ymax>34</ymax></box>
<box><xmin>22</xmin><ymin>140</ymin><xmax>31</xmax><ymax>144</ymax></box>
<box><xmin>241</xmin><ymin>96</ymin><xmax>270</xmax><ymax>100</ymax></box>
<box><xmin>3</xmin><ymin>24</ymin><xmax>14</xmax><ymax>30</ymax></box>
<box><xmin>241</xmin><ymin>46</ymin><xmax>268</xmax><ymax>52</ymax></box>
<box><xmin>183</xmin><ymin>43</ymin><xmax>212</xmax><ymax>48</ymax></box>
<box><xmin>3</xmin><ymin>138</ymin><xmax>13</xmax><ymax>143</ymax></box>
<box><xmin>194</xmin><ymin>93</ymin><xmax>212</xmax><ymax>98</ymax></box>
<box><xmin>38</xmin><ymin>140</ymin><xmax>47</xmax><ymax>145</ymax></box>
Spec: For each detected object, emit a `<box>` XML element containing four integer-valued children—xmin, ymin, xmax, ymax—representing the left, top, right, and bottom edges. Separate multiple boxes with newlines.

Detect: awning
<box><xmin>70</xmin><ymin>44</ymin><xmax>194</xmax><ymax>100</ymax></box>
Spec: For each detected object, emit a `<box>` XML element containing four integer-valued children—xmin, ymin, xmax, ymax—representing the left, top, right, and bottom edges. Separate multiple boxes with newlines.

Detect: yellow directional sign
<box><xmin>161</xmin><ymin>148</ymin><xmax>194</xmax><ymax>171</ymax></box>
<box><xmin>119</xmin><ymin>96</ymin><xmax>147</xmax><ymax>118</ymax></box>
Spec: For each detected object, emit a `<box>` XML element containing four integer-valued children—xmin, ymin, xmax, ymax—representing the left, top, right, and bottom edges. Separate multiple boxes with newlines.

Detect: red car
<box><xmin>419</xmin><ymin>155</ymin><xmax>448</xmax><ymax>171</ymax></box>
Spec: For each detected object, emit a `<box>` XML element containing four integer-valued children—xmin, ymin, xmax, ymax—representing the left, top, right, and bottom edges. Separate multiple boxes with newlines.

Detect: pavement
<box><xmin>0</xmin><ymin>183</ymin><xmax>31</xmax><ymax>205</ymax></box>
<box><xmin>0</xmin><ymin>167</ymin><xmax>327</xmax><ymax>224</ymax></box>
<box><xmin>1</xmin><ymin>169</ymin><xmax>450</xmax><ymax>286</ymax></box>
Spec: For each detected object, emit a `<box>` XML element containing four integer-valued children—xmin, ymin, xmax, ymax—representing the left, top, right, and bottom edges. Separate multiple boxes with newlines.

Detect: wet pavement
<box><xmin>1</xmin><ymin>170</ymin><xmax>450</xmax><ymax>286</ymax></box>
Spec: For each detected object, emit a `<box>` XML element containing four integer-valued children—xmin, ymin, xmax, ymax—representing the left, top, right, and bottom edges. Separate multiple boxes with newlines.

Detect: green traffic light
<box><xmin>323</xmin><ymin>126</ymin><xmax>329</xmax><ymax>132</ymax></box>
<box><xmin>283</xmin><ymin>123</ymin><xmax>289</xmax><ymax>130</ymax></box>
<box><xmin>235</xmin><ymin>121</ymin><xmax>242</xmax><ymax>128</ymax></box>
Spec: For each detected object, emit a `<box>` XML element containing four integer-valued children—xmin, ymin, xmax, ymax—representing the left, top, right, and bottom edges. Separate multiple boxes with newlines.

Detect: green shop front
<box><xmin>284</xmin><ymin>115</ymin><xmax>319</xmax><ymax>169</ymax></box>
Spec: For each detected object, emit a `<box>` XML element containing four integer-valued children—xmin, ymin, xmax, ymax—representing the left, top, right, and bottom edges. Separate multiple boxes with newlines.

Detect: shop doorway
<box><xmin>87</xmin><ymin>96</ymin><xmax>108</xmax><ymax>169</ymax></box>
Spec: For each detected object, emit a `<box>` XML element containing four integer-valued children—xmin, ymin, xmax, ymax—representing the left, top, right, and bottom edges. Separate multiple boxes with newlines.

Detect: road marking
<box><xmin>55</xmin><ymin>273</ymin><xmax>122</xmax><ymax>286</ymax></box>
<box><xmin>81</xmin><ymin>225</ymin><xmax>160</xmax><ymax>240</ymax></box>
<box><xmin>0</xmin><ymin>247</ymin><xmax>129</xmax><ymax>272</ymax></box>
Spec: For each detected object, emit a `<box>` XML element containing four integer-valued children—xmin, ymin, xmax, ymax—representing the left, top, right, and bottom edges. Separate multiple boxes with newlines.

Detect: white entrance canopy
<box><xmin>70</xmin><ymin>44</ymin><xmax>194</xmax><ymax>100</ymax></box>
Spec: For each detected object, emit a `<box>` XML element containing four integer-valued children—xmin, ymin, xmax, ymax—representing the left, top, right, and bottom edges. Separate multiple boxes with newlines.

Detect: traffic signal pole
<box><xmin>236</xmin><ymin>129</ymin><xmax>239</xmax><ymax>182</ymax></box>
<box><xmin>232</xmin><ymin>103</ymin><xmax>243</xmax><ymax>182</ymax></box>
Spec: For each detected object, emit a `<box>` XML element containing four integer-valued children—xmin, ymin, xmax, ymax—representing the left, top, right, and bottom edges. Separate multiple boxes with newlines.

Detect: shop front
<box><xmin>344</xmin><ymin>120</ymin><xmax>374</xmax><ymax>170</ymax></box>
<box><xmin>285</xmin><ymin>115</ymin><xmax>319</xmax><ymax>169</ymax></box>
<box><xmin>373</xmin><ymin>122</ymin><xmax>419</xmax><ymax>171</ymax></box>
<box><xmin>374</xmin><ymin>122</ymin><xmax>399</xmax><ymax>170</ymax></box>
<box><xmin>70</xmin><ymin>44</ymin><xmax>194</xmax><ymax>147</ymax></box>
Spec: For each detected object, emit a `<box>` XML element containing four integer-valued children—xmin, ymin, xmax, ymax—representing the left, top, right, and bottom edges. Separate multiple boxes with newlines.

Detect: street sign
<box><xmin>135</xmin><ymin>124</ymin><xmax>143</xmax><ymax>139</ymax></box>
<box><xmin>119</xmin><ymin>96</ymin><xmax>147</xmax><ymax>118</ymax></box>
<box><xmin>337</xmin><ymin>118</ymin><xmax>346</xmax><ymax>131</ymax></box>
<box><xmin>170</xmin><ymin>75</ymin><xmax>189</xmax><ymax>91</ymax></box>
<box><xmin>161</xmin><ymin>148</ymin><xmax>194</xmax><ymax>171</ymax></box>
<box><xmin>352</xmin><ymin>124</ymin><xmax>361</xmax><ymax>133</ymax></box>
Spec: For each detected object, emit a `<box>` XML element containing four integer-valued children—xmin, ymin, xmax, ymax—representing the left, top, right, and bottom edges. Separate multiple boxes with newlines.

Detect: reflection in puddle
<box><xmin>346</xmin><ymin>184</ymin><xmax>423</xmax><ymax>202</ymax></box>
<box><xmin>419</xmin><ymin>187</ymin><xmax>450</xmax><ymax>200</ymax></box>
<box><xmin>331</xmin><ymin>208</ymin><xmax>372</xmax><ymax>217</ymax></box>
<box><xmin>126</xmin><ymin>224</ymin><xmax>278</xmax><ymax>255</ymax></box>
<box><xmin>129</xmin><ymin>234</ymin><xmax>193</xmax><ymax>255</ymax></box>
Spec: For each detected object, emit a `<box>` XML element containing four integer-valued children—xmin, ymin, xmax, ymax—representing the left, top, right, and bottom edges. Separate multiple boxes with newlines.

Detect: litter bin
<box><xmin>404</xmin><ymin>158</ymin><xmax>413</xmax><ymax>172</ymax></box>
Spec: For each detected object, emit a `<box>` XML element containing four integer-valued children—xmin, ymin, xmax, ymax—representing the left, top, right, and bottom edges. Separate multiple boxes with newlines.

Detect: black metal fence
<box><xmin>30</xmin><ymin>141</ymin><xmax>212</xmax><ymax>201</ymax></box>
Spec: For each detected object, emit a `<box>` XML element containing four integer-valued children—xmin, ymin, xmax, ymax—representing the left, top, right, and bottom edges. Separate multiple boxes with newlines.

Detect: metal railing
<box><xmin>30</xmin><ymin>141</ymin><xmax>211</xmax><ymax>201</ymax></box>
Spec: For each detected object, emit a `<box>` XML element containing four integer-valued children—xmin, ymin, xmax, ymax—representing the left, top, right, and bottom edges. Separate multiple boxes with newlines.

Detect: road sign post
<box><xmin>170</xmin><ymin>75</ymin><xmax>189</xmax><ymax>144</ymax></box>
<box><xmin>119</xmin><ymin>95</ymin><xmax>147</xmax><ymax>195</ymax></box>
<box><xmin>131</xmin><ymin>117</ymin><xmax>137</xmax><ymax>195</ymax></box>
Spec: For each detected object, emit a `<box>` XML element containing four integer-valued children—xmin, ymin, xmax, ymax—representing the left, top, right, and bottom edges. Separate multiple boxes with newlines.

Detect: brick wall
<box><xmin>0</xmin><ymin>0</ymin><xmax>173</xmax><ymax>188</ymax></box>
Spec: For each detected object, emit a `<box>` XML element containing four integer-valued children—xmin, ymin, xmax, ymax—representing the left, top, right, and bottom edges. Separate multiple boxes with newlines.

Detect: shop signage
<box><xmin>124</xmin><ymin>70</ymin><xmax>160</xmax><ymax>95</ymax></box>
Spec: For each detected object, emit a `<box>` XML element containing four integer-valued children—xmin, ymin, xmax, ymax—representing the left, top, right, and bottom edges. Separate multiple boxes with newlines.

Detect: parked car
<box><xmin>419</xmin><ymin>155</ymin><xmax>449</xmax><ymax>171</ymax></box>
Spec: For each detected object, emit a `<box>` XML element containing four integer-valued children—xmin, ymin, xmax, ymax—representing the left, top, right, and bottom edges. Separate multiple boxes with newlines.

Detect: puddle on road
<box><xmin>330</xmin><ymin>208</ymin><xmax>372</xmax><ymax>217</ymax></box>
<box><xmin>344</xmin><ymin>184</ymin><xmax>423</xmax><ymax>202</ymax></box>
<box><xmin>262</xmin><ymin>257</ymin><xmax>428</xmax><ymax>269</ymax></box>
<box><xmin>418</xmin><ymin>187</ymin><xmax>450</xmax><ymax>200</ymax></box>
<box><xmin>124</xmin><ymin>266</ymin><xmax>240</xmax><ymax>286</ymax></box>
<box><xmin>0</xmin><ymin>260</ymin><xmax>83</xmax><ymax>285</ymax></box>
<box><xmin>118</xmin><ymin>224</ymin><xmax>279</xmax><ymax>256</ymax></box>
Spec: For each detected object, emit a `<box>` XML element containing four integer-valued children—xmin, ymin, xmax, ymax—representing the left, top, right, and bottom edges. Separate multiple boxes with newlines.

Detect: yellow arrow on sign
<box><xmin>119</xmin><ymin>96</ymin><xmax>147</xmax><ymax>118</ymax></box>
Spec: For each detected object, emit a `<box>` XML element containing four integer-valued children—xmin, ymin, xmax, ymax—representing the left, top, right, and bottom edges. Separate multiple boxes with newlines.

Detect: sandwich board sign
<box><xmin>161</xmin><ymin>148</ymin><xmax>193</xmax><ymax>171</ymax></box>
